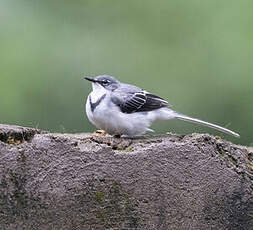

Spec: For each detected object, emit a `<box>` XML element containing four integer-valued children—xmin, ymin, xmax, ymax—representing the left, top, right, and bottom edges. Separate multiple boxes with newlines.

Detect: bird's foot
<box><xmin>94</xmin><ymin>130</ymin><xmax>107</xmax><ymax>136</ymax></box>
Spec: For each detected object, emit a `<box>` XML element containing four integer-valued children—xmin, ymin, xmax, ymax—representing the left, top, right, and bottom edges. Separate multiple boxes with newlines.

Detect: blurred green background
<box><xmin>0</xmin><ymin>0</ymin><xmax>252</xmax><ymax>145</ymax></box>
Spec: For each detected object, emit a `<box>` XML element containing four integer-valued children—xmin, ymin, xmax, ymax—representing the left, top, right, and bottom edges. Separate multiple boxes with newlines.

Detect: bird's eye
<box><xmin>102</xmin><ymin>80</ymin><xmax>110</xmax><ymax>85</ymax></box>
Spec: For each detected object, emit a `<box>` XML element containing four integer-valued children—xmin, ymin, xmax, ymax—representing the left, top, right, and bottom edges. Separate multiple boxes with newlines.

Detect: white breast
<box><xmin>86</xmin><ymin>94</ymin><xmax>167</xmax><ymax>136</ymax></box>
<box><xmin>85</xmin><ymin>83</ymin><xmax>175</xmax><ymax>136</ymax></box>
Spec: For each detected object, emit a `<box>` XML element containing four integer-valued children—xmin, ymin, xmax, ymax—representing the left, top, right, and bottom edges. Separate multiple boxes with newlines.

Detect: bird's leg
<box><xmin>94</xmin><ymin>130</ymin><xmax>107</xmax><ymax>136</ymax></box>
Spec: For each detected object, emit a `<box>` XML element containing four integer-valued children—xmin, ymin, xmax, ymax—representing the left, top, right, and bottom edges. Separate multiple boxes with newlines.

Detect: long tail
<box><xmin>174</xmin><ymin>113</ymin><xmax>240</xmax><ymax>138</ymax></box>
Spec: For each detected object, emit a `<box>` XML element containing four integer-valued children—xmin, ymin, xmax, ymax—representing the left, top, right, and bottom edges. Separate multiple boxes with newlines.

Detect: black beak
<box><xmin>84</xmin><ymin>77</ymin><xmax>98</xmax><ymax>83</ymax></box>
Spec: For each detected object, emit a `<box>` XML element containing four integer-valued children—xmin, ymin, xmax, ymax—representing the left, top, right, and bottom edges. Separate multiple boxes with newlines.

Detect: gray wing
<box><xmin>112</xmin><ymin>84</ymin><xmax>170</xmax><ymax>113</ymax></box>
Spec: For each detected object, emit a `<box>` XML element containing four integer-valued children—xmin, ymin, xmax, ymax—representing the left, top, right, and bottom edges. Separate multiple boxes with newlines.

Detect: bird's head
<box><xmin>85</xmin><ymin>75</ymin><xmax>120</xmax><ymax>91</ymax></box>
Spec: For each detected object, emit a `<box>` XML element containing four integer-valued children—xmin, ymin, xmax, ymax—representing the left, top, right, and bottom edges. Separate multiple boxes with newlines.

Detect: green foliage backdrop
<box><xmin>0</xmin><ymin>0</ymin><xmax>252</xmax><ymax>145</ymax></box>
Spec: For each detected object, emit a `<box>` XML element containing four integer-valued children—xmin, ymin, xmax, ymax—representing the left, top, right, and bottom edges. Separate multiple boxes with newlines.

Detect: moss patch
<box><xmin>6</xmin><ymin>136</ymin><xmax>22</xmax><ymax>145</ymax></box>
<box><xmin>94</xmin><ymin>181</ymin><xmax>140</xmax><ymax>228</ymax></box>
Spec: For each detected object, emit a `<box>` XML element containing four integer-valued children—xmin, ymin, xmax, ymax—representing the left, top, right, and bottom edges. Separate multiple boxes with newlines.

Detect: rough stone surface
<box><xmin>0</xmin><ymin>124</ymin><xmax>253</xmax><ymax>230</ymax></box>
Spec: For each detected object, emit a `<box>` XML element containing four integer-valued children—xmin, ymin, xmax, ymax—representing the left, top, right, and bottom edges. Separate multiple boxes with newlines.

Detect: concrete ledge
<box><xmin>0</xmin><ymin>124</ymin><xmax>253</xmax><ymax>230</ymax></box>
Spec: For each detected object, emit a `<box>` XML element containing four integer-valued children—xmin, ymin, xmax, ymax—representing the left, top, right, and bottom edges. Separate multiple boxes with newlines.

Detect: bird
<box><xmin>84</xmin><ymin>75</ymin><xmax>240</xmax><ymax>138</ymax></box>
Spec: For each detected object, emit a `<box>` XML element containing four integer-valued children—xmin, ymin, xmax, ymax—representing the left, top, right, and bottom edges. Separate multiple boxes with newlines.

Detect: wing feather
<box><xmin>118</xmin><ymin>91</ymin><xmax>169</xmax><ymax>113</ymax></box>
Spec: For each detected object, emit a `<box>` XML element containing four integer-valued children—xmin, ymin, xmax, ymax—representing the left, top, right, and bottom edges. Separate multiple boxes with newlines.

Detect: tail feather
<box><xmin>175</xmin><ymin>113</ymin><xmax>240</xmax><ymax>138</ymax></box>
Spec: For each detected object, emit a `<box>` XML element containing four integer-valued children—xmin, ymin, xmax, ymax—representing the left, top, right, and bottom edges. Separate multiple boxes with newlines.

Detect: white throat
<box><xmin>90</xmin><ymin>83</ymin><xmax>108</xmax><ymax>102</ymax></box>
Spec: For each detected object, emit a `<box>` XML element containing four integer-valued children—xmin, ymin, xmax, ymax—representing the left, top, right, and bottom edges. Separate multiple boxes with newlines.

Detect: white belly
<box><xmin>86</xmin><ymin>93</ymin><xmax>174</xmax><ymax>136</ymax></box>
<box><xmin>86</xmin><ymin>94</ymin><xmax>145</xmax><ymax>135</ymax></box>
